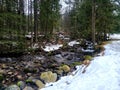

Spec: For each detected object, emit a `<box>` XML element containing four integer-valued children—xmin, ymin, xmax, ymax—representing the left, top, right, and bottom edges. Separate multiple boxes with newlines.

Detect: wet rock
<box><xmin>24</xmin><ymin>67</ymin><xmax>37</xmax><ymax>73</ymax></box>
<box><xmin>16</xmin><ymin>75</ymin><xmax>23</xmax><ymax>80</ymax></box>
<box><xmin>84</xmin><ymin>55</ymin><xmax>92</xmax><ymax>60</ymax></box>
<box><xmin>17</xmin><ymin>81</ymin><xmax>26</xmax><ymax>90</ymax></box>
<box><xmin>40</xmin><ymin>71</ymin><xmax>57</xmax><ymax>83</ymax></box>
<box><xmin>35</xmin><ymin>80</ymin><xmax>45</xmax><ymax>89</ymax></box>
<box><xmin>23</xmin><ymin>86</ymin><xmax>34</xmax><ymax>90</ymax></box>
<box><xmin>56</xmin><ymin>70</ymin><xmax>63</xmax><ymax>76</ymax></box>
<box><xmin>5</xmin><ymin>85</ymin><xmax>20</xmax><ymax>90</ymax></box>
<box><xmin>8</xmin><ymin>72</ymin><xmax>13</xmax><ymax>75</ymax></box>
<box><xmin>0</xmin><ymin>69</ymin><xmax>6</xmax><ymax>74</ymax></box>
<box><xmin>0</xmin><ymin>74</ymin><xmax>4</xmax><ymax>82</ymax></box>
<box><xmin>2</xmin><ymin>64</ymin><xmax>8</xmax><ymax>69</ymax></box>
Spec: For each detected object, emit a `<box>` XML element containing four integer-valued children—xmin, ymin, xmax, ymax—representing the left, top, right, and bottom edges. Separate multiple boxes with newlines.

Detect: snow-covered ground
<box><xmin>41</xmin><ymin>35</ymin><xmax>120</xmax><ymax>90</ymax></box>
<box><xmin>110</xmin><ymin>34</ymin><xmax>120</xmax><ymax>39</ymax></box>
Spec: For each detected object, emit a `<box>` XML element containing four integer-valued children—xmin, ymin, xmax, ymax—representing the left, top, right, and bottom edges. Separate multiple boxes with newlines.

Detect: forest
<box><xmin>0</xmin><ymin>0</ymin><xmax>120</xmax><ymax>90</ymax></box>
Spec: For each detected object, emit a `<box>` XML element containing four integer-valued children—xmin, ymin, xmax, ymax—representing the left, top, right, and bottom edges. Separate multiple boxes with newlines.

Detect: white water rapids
<box><xmin>41</xmin><ymin>34</ymin><xmax>120</xmax><ymax>90</ymax></box>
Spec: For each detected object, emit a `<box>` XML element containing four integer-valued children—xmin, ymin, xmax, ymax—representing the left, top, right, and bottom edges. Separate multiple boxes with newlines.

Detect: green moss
<box><xmin>26</xmin><ymin>79</ymin><xmax>32</xmax><ymax>83</ymax></box>
<box><xmin>40</xmin><ymin>71</ymin><xmax>57</xmax><ymax>83</ymax></box>
<box><xmin>59</xmin><ymin>65</ymin><xmax>70</xmax><ymax>73</ymax></box>
<box><xmin>0</xmin><ymin>74</ymin><xmax>3</xmax><ymax>82</ymax></box>
<box><xmin>84</xmin><ymin>55</ymin><xmax>92</xmax><ymax>60</ymax></box>
<box><xmin>17</xmin><ymin>81</ymin><xmax>21</xmax><ymax>87</ymax></box>
<box><xmin>71</xmin><ymin>62</ymin><xmax>82</xmax><ymax>67</ymax></box>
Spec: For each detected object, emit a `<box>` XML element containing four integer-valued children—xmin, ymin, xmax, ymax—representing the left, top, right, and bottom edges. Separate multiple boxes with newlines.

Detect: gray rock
<box><xmin>5</xmin><ymin>85</ymin><xmax>20</xmax><ymax>90</ymax></box>
<box><xmin>17</xmin><ymin>81</ymin><xmax>26</xmax><ymax>89</ymax></box>
<box><xmin>23</xmin><ymin>86</ymin><xmax>34</xmax><ymax>90</ymax></box>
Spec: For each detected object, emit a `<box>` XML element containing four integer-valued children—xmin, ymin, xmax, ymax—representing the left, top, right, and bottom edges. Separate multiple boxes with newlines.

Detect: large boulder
<box><xmin>40</xmin><ymin>71</ymin><xmax>57</xmax><ymax>83</ymax></box>
<box><xmin>5</xmin><ymin>85</ymin><xmax>20</xmax><ymax>90</ymax></box>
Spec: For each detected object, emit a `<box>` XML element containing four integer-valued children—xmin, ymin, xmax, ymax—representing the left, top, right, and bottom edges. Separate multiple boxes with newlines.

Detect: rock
<box><xmin>40</xmin><ymin>71</ymin><xmax>57</xmax><ymax>83</ymax></box>
<box><xmin>17</xmin><ymin>81</ymin><xmax>26</xmax><ymax>90</ymax></box>
<box><xmin>2</xmin><ymin>64</ymin><xmax>8</xmax><ymax>69</ymax></box>
<box><xmin>23</xmin><ymin>86</ymin><xmax>34</xmax><ymax>90</ymax></box>
<box><xmin>0</xmin><ymin>74</ymin><xmax>4</xmax><ymax>82</ymax></box>
<box><xmin>56</xmin><ymin>70</ymin><xmax>63</xmax><ymax>75</ymax></box>
<box><xmin>17</xmin><ymin>75</ymin><xmax>23</xmax><ymax>80</ymax></box>
<box><xmin>5</xmin><ymin>85</ymin><xmax>20</xmax><ymax>90</ymax></box>
<box><xmin>8</xmin><ymin>72</ymin><xmax>13</xmax><ymax>75</ymax></box>
<box><xmin>59</xmin><ymin>65</ymin><xmax>70</xmax><ymax>73</ymax></box>
<box><xmin>84</xmin><ymin>55</ymin><xmax>92</xmax><ymax>60</ymax></box>
<box><xmin>24</xmin><ymin>67</ymin><xmax>37</xmax><ymax>73</ymax></box>
<box><xmin>0</xmin><ymin>69</ymin><xmax>6</xmax><ymax>74</ymax></box>
<box><xmin>35</xmin><ymin>80</ymin><xmax>45</xmax><ymax>89</ymax></box>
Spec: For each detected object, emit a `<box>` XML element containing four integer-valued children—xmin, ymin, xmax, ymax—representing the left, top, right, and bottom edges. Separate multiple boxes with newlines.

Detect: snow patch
<box><xmin>42</xmin><ymin>44</ymin><xmax>63</xmax><ymax>52</ymax></box>
<box><xmin>110</xmin><ymin>34</ymin><xmax>120</xmax><ymax>39</ymax></box>
<box><xmin>68</xmin><ymin>41</ymin><xmax>80</xmax><ymax>46</ymax></box>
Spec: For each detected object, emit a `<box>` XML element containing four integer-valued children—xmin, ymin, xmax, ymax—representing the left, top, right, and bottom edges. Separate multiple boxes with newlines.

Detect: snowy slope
<box><xmin>41</xmin><ymin>35</ymin><xmax>120</xmax><ymax>90</ymax></box>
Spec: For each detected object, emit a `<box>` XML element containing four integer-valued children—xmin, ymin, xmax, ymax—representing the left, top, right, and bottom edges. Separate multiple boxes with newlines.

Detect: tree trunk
<box><xmin>34</xmin><ymin>0</ymin><xmax>38</xmax><ymax>42</ymax></box>
<box><xmin>92</xmin><ymin>0</ymin><xmax>96</xmax><ymax>45</ymax></box>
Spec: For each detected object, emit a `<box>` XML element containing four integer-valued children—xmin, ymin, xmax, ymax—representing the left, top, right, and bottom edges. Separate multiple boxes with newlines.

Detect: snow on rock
<box><xmin>42</xmin><ymin>44</ymin><xmax>63</xmax><ymax>52</ymax></box>
<box><xmin>68</xmin><ymin>41</ymin><xmax>80</xmax><ymax>46</ymax></box>
<box><xmin>25</xmin><ymin>35</ymin><xmax>32</xmax><ymax>38</ymax></box>
<box><xmin>41</xmin><ymin>40</ymin><xmax>120</xmax><ymax>90</ymax></box>
<box><xmin>110</xmin><ymin>34</ymin><xmax>120</xmax><ymax>39</ymax></box>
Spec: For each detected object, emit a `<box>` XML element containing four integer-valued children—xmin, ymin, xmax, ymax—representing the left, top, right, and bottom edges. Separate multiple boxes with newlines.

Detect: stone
<box><xmin>5</xmin><ymin>85</ymin><xmax>20</xmax><ymax>90</ymax></box>
<box><xmin>35</xmin><ymin>80</ymin><xmax>45</xmax><ymax>89</ymax></box>
<box><xmin>56</xmin><ymin>70</ymin><xmax>63</xmax><ymax>75</ymax></box>
<box><xmin>8</xmin><ymin>72</ymin><xmax>13</xmax><ymax>75</ymax></box>
<box><xmin>0</xmin><ymin>69</ymin><xmax>6</xmax><ymax>74</ymax></box>
<box><xmin>17</xmin><ymin>81</ymin><xmax>26</xmax><ymax>90</ymax></box>
<box><xmin>60</xmin><ymin>65</ymin><xmax>70</xmax><ymax>73</ymax></box>
<box><xmin>23</xmin><ymin>86</ymin><xmax>34</xmax><ymax>90</ymax></box>
<box><xmin>40</xmin><ymin>71</ymin><xmax>57</xmax><ymax>83</ymax></box>
<box><xmin>0</xmin><ymin>74</ymin><xmax>4</xmax><ymax>81</ymax></box>
<box><xmin>17</xmin><ymin>75</ymin><xmax>23</xmax><ymax>80</ymax></box>
<box><xmin>84</xmin><ymin>55</ymin><xmax>92</xmax><ymax>60</ymax></box>
<box><xmin>2</xmin><ymin>64</ymin><xmax>8</xmax><ymax>69</ymax></box>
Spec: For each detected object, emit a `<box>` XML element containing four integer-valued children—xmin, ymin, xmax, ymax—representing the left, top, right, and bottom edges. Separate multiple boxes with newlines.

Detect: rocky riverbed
<box><xmin>0</xmin><ymin>40</ymin><xmax>100</xmax><ymax>90</ymax></box>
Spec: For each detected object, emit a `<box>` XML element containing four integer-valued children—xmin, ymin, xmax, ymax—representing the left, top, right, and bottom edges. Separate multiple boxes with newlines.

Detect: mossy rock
<box><xmin>26</xmin><ymin>79</ymin><xmax>33</xmax><ymax>83</ymax></box>
<box><xmin>35</xmin><ymin>80</ymin><xmax>45</xmax><ymax>89</ymax></box>
<box><xmin>59</xmin><ymin>65</ymin><xmax>70</xmax><ymax>73</ymax></box>
<box><xmin>17</xmin><ymin>81</ymin><xmax>26</xmax><ymax>89</ymax></box>
<box><xmin>40</xmin><ymin>71</ymin><xmax>57</xmax><ymax>83</ymax></box>
<box><xmin>5</xmin><ymin>85</ymin><xmax>20</xmax><ymax>90</ymax></box>
<box><xmin>71</xmin><ymin>62</ymin><xmax>82</xmax><ymax>67</ymax></box>
<box><xmin>0</xmin><ymin>74</ymin><xmax>4</xmax><ymax>81</ymax></box>
<box><xmin>56</xmin><ymin>70</ymin><xmax>63</xmax><ymax>75</ymax></box>
<box><xmin>84</xmin><ymin>55</ymin><xmax>92</xmax><ymax>60</ymax></box>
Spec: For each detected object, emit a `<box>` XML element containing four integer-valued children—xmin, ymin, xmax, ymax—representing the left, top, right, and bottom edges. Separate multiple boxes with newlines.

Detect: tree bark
<box><xmin>92</xmin><ymin>0</ymin><xmax>96</xmax><ymax>45</ymax></box>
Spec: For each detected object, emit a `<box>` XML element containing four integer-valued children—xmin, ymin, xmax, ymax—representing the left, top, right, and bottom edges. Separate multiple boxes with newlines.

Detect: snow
<box><xmin>41</xmin><ymin>34</ymin><xmax>120</xmax><ymax>90</ymax></box>
<box><xmin>42</xmin><ymin>44</ymin><xmax>63</xmax><ymax>52</ymax></box>
<box><xmin>68</xmin><ymin>40</ymin><xmax>80</xmax><ymax>46</ymax></box>
<box><xmin>25</xmin><ymin>35</ymin><xmax>32</xmax><ymax>38</ymax></box>
<box><xmin>110</xmin><ymin>34</ymin><xmax>120</xmax><ymax>39</ymax></box>
<box><xmin>82</xmin><ymin>48</ymin><xmax>94</xmax><ymax>53</ymax></box>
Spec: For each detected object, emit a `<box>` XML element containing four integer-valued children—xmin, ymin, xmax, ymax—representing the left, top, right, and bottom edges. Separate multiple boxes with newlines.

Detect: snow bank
<box><xmin>41</xmin><ymin>40</ymin><xmax>120</xmax><ymax>90</ymax></box>
<box><xmin>42</xmin><ymin>44</ymin><xmax>63</xmax><ymax>52</ymax></box>
<box><xmin>110</xmin><ymin>34</ymin><xmax>120</xmax><ymax>39</ymax></box>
